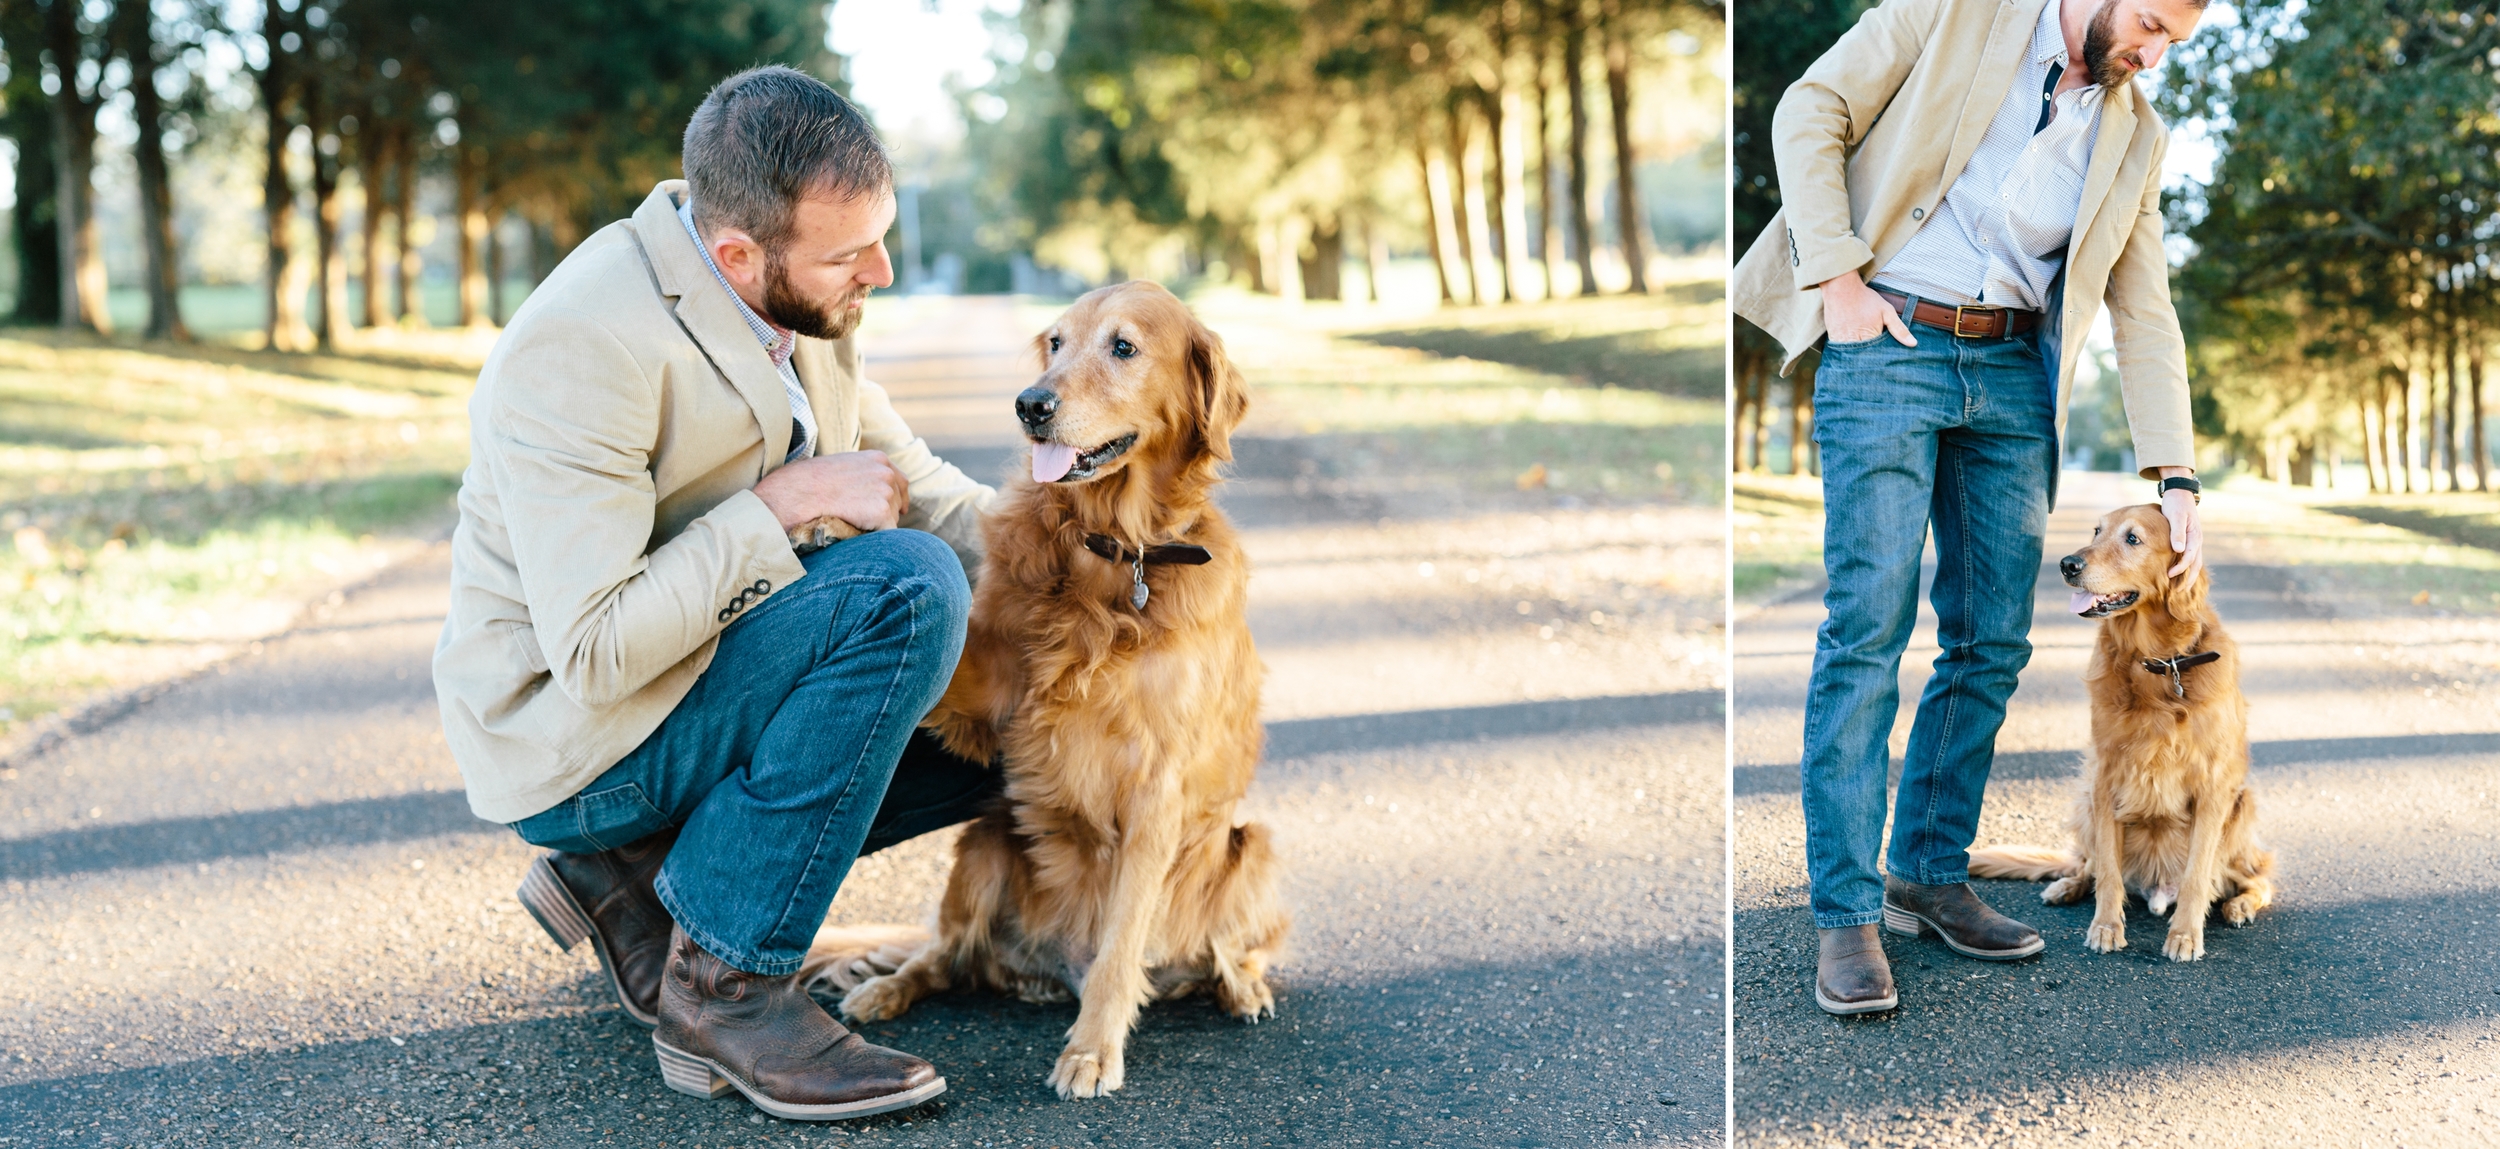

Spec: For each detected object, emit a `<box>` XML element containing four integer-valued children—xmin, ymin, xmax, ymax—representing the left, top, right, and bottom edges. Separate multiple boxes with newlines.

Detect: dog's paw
<box><xmin>2220</xmin><ymin>893</ymin><xmax>2264</xmax><ymax>927</ymax></box>
<box><xmin>2085</xmin><ymin>919</ymin><xmax>2128</xmax><ymax>954</ymax></box>
<box><xmin>1217</xmin><ymin>975</ymin><xmax>1275</xmax><ymax>1023</ymax></box>
<box><xmin>2162</xmin><ymin>925</ymin><xmax>2206</xmax><ymax>962</ymax></box>
<box><xmin>838</xmin><ymin>974</ymin><xmax>915</xmax><ymax>1023</ymax></box>
<box><xmin>2040</xmin><ymin>877</ymin><xmax>2089</xmax><ymax>905</ymax></box>
<box><xmin>1012</xmin><ymin>975</ymin><xmax>1073</xmax><ymax>1004</ymax></box>
<box><xmin>1047</xmin><ymin>1044</ymin><xmax>1123</xmax><ymax>1099</ymax></box>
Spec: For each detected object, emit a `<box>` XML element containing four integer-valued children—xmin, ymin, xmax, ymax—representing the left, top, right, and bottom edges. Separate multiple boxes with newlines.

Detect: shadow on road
<box><xmin>1732</xmin><ymin>730</ymin><xmax>2500</xmax><ymax>795</ymax></box>
<box><xmin>4</xmin><ymin>941</ymin><xmax>1716</xmax><ymax>1149</ymax></box>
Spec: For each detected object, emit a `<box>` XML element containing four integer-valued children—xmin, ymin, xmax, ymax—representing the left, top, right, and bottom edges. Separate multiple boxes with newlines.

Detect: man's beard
<box><xmin>2082</xmin><ymin>0</ymin><xmax>2135</xmax><ymax>89</ymax></box>
<box><xmin>760</xmin><ymin>249</ymin><xmax>868</xmax><ymax>341</ymax></box>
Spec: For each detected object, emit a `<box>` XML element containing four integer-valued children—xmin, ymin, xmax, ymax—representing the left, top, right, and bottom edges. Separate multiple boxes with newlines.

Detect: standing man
<box><xmin>1732</xmin><ymin>0</ymin><xmax>2212</xmax><ymax>1015</ymax></box>
<box><xmin>434</xmin><ymin>67</ymin><xmax>997</xmax><ymax>1117</ymax></box>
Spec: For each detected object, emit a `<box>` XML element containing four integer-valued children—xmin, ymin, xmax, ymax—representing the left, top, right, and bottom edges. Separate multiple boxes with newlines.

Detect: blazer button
<box><xmin>752</xmin><ymin>579</ymin><xmax>771</xmax><ymax>594</ymax></box>
<box><xmin>717</xmin><ymin>607</ymin><xmax>733</xmax><ymax>623</ymax></box>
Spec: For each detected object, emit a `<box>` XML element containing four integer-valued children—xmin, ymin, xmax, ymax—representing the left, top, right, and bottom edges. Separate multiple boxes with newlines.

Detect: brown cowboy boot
<box><xmin>1883</xmin><ymin>877</ymin><xmax>2045</xmax><ymax>960</ymax></box>
<box><xmin>1816</xmin><ymin>924</ymin><xmax>1898</xmax><ymax>1015</ymax></box>
<box><xmin>651</xmin><ymin>926</ymin><xmax>945</xmax><ymax>1121</ymax></box>
<box><xmin>515</xmin><ymin>826</ymin><xmax>680</xmax><ymax>1026</ymax></box>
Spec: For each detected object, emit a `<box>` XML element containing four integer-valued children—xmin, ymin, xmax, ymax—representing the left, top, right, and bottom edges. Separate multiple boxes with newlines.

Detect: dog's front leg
<box><xmin>2163</xmin><ymin>787</ymin><xmax>2230</xmax><ymax>962</ymax></box>
<box><xmin>2084</xmin><ymin>775</ymin><xmax>2130</xmax><ymax>953</ymax></box>
<box><xmin>1049</xmin><ymin>778</ymin><xmax>1185</xmax><ymax>1100</ymax></box>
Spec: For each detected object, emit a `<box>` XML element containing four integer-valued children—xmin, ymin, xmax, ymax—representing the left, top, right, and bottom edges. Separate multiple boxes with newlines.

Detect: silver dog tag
<box><xmin>1130</xmin><ymin>554</ymin><xmax>1150</xmax><ymax>610</ymax></box>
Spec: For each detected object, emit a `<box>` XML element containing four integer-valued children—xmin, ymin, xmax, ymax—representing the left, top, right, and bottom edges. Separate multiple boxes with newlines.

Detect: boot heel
<box><xmin>517</xmin><ymin>857</ymin><xmax>592</xmax><ymax>952</ymax></box>
<box><xmin>1881</xmin><ymin>904</ymin><xmax>1925</xmax><ymax>937</ymax></box>
<box><xmin>653</xmin><ymin>1039</ymin><xmax>735</xmax><ymax>1099</ymax></box>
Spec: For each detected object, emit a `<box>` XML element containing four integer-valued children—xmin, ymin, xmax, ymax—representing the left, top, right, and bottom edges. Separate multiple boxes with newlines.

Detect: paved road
<box><xmin>1</xmin><ymin>297</ymin><xmax>1723</xmax><ymax>1148</ymax></box>
<box><xmin>1733</xmin><ymin>472</ymin><xmax>2500</xmax><ymax>1148</ymax></box>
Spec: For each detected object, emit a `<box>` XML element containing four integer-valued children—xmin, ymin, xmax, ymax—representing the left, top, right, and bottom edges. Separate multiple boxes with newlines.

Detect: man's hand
<box><xmin>2157</xmin><ymin>467</ymin><xmax>2203</xmax><ymax>581</ymax></box>
<box><xmin>754</xmin><ymin>450</ymin><xmax>908</xmax><ymax>535</ymax></box>
<box><xmin>1821</xmin><ymin>273</ymin><xmax>1917</xmax><ymax>347</ymax></box>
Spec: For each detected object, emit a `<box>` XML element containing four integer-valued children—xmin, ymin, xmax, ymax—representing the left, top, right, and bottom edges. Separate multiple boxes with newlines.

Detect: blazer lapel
<box><xmin>629</xmin><ymin>181</ymin><xmax>796</xmax><ymax>470</ymax></box>
<box><xmin>1935</xmin><ymin>0</ymin><xmax>2049</xmax><ymax>198</ymax></box>
<box><xmin>2067</xmin><ymin>87</ymin><xmax>2139</xmax><ymax>263</ymax></box>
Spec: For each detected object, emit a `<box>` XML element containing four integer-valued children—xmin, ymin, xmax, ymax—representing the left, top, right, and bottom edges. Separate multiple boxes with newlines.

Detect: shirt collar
<box><xmin>677</xmin><ymin>198</ymin><xmax>797</xmax><ymax>370</ymax></box>
<box><xmin>2034</xmin><ymin>1</ymin><xmax>2104</xmax><ymax>105</ymax></box>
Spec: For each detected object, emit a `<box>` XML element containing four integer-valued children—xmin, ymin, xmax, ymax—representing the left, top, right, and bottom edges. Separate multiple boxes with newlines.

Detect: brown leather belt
<box><xmin>1873</xmin><ymin>287</ymin><xmax>2041</xmax><ymax>339</ymax></box>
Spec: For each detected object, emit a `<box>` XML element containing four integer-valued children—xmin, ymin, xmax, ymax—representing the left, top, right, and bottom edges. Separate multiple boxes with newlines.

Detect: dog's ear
<box><xmin>2165</xmin><ymin>545</ymin><xmax>2210</xmax><ymax>618</ymax></box>
<box><xmin>1185</xmin><ymin>317</ymin><xmax>1250</xmax><ymax>463</ymax></box>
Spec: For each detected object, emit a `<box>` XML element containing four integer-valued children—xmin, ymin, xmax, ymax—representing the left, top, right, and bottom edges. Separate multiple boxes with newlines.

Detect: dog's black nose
<box><xmin>1015</xmin><ymin>387</ymin><xmax>1058</xmax><ymax>432</ymax></box>
<box><xmin>2058</xmin><ymin>554</ymin><xmax>2085</xmax><ymax>580</ymax></box>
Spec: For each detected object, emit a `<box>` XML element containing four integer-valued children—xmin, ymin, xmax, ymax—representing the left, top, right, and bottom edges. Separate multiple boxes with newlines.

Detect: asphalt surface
<box><xmin>1733</xmin><ymin>472</ymin><xmax>2500</xmax><ymax>1147</ymax></box>
<box><xmin>0</xmin><ymin>297</ymin><xmax>1724</xmax><ymax>1148</ymax></box>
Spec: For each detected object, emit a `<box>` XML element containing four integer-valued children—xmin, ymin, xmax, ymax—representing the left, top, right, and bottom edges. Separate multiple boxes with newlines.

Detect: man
<box><xmin>434</xmin><ymin>66</ymin><xmax>997</xmax><ymax>1118</ymax></box>
<box><xmin>1732</xmin><ymin>0</ymin><xmax>2213</xmax><ymax>1015</ymax></box>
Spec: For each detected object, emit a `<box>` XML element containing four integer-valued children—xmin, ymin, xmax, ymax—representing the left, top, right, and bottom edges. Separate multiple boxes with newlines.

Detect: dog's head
<box><xmin>2057</xmin><ymin>503</ymin><xmax>2205</xmax><ymax>619</ymax></box>
<box><xmin>1016</xmin><ymin>281</ymin><xmax>1248</xmax><ymax>486</ymax></box>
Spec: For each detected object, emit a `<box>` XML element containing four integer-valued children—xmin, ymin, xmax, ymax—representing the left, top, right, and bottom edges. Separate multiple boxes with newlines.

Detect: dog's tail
<box><xmin>1968</xmin><ymin>844</ymin><xmax>2081</xmax><ymax>882</ymax></box>
<box><xmin>798</xmin><ymin>923</ymin><xmax>930</xmax><ymax>996</ymax></box>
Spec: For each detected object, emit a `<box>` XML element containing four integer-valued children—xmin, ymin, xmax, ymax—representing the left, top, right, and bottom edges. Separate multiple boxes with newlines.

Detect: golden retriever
<box><xmin>1969</xmin><ymin>504</ymin><xmax>2276</xmax><ymax>962</ymax></box>
<box><xmin>800</xmin><ymin>281</ymin><xmax>1288</xmax><ymax>1098</ymax></box>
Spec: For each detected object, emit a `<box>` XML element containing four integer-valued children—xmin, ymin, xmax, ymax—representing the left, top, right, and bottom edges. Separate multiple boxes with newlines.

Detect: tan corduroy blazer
<box><xmin>1731</xmin><ymin>0</ymin><xmax>2194</xmax><ymax>480</ymax></box>
<box><xmin>435</xmin><ymin>180</ymin><xmax>994</xmax><ymax>823</ymax></box>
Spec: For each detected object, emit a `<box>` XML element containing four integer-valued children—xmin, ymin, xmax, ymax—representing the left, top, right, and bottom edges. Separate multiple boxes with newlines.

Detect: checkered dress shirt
<box><xmin>1875</xmin><ymin>0</ymin><xmax>2103</xmax><ymax>311</ymax></box>
<box><xmin>678</xmin><ymin>199</ymin><xmax>816</xmax><ymax>462</ymax></box>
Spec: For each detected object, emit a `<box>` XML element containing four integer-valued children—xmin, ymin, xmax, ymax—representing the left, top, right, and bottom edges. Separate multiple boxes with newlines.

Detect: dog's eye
<box><xmin>1047</xmin><ymin>335</ymin><xmax>1062</xmax><ymax>354</ymax></box>
<box><xmin>2125</xmin><ymin>532</ymin><xmax>2141</xmax><ymax>546</ymax></box>
<box><xmin>1111</xmin><ymin>338</ymin><xmax>1137</xmax><ymax>359</ymax></box>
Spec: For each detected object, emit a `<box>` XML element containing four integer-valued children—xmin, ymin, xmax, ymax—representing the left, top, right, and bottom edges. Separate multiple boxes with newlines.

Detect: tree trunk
<box><xmin>311</xmin><ymin>88</ymin><xmax>345</xmax><ymax>349</ymax></box>
<box><xmin>1360</xmin><ymin>213</ymin><xmax>1385</xmax><ymax>303</ymax></box>
<box><xmin>44</xmin><ymin>0</ymin><xmax>108</xmax><ymax>334</ymax></box>
<box><xmin>1560</xmin><ymin>0</ymin><xmax>1599</xmax><ymax>296</ymax></box>
<box><xmin>394</xmin><ymin>124</ymin><xmax>425</xmax><ymax>327</ymax></box>
<box><xmin>115</xmin><ymin>0</ymin><xmax>187</xmax><ymax>341</ymax></box>
<box><xmin>2397</xmin><ymin>362</ymin><xmax>2415</xmax><ymax>493</ymax></box>
<box><xmin>360</xmin><ymin>129</ymin><xmax>389</xmax><ymax>328</ymax></box>
<box><xmin>1494</xmin><ymin>62</ymin><xmax>1532</xmax><ymax>302</ymax></box>
<box><xmin>1446</xmin><ymin>97</ymin><xmax>1484</xmax><ymax>305</ymax></box>
<box><xmin>257</xmin><ymin>3</ymin><xmax>303</xmax><ymax>351</ymax></box>
<box><xmin>1298</xmin><ymin>216</ymin><xmax>1342</xmax><ymax>302</ymax></box>
<box><xmin>489</xmin><ymin>212</ymin><xmax>509</xmax><ymax>324</ymax></box>
<box><xmin>2358</xmin><ymin>393</ymin><xmax>2381</xmax><ymax>493</ymax></box>
<box><xmin>2444</xmin><ymin>315</ymin><xmax>2463</xmax><ymax>491</ymax></box>
<box><xmin>5</xmin><ymin>60</ymin><xmax>61</xmax><ymax>325</ymax></box>
<box><xmin>1479</xmin><ymin>85</ymin><xmax>1514</xmax><ymax>303</ymax></box>
<box><xmin>1418</xmin><ymin>138</ymin><xmax>1467</xmax><ymax>304</ymax></box>
<box><xmin>1532</xmin><ymin>2</ymin><xmax>1567</xmax><ymax>300</ymax></box>
<box><xmin>2473</xmin><ymin>335</ymin><xmax>2489</xmax><ymax>492</ymax></box>
<box><xmin>456</xmin><ymin>143</ymin><xmax>488</xmax><ymax>326</ymax></box>
<box><xmin>1600</xmin><ymin>1</ymin><xmax>1649</xmax><ymax>293</ymax></box>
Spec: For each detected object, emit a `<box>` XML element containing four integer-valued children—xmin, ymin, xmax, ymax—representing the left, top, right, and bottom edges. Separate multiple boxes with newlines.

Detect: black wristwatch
<box><xmin>2157</xmin><ymin>475</ymin><xmax>2201</xmax><ymax>503</ymax></box>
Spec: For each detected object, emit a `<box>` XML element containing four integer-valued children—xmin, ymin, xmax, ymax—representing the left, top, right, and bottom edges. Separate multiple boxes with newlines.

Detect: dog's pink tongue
<box><xmin>1031</xmin><ymin>442</ymin><xmax>1078</xmax><ymax>483</ymax></box>
<box><xmin>2069</xmin><ymin>589</ymin><xmax>2097</xmax><ymax>615</ymax></box>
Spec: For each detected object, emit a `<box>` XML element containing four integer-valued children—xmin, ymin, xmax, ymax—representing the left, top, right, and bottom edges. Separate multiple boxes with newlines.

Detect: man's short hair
<box><xmin>682</xmin><ymin>65</ymin><xmax>892</xmax><ymax>250</ymax></box>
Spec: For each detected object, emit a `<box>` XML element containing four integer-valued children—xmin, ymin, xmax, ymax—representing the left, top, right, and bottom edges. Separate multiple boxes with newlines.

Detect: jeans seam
<box><xmin>1918</xmin><ymin>438</ymin><xmax>1972</xmax><ymax>885</ymax></box>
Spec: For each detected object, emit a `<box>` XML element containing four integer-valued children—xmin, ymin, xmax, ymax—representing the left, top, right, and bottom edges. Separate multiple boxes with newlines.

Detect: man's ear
<box><xmin>707</xmin><ymin>225</ymin><xmax>766</xmax><ymax>289</ymax></box>
<box><xmin>1186</xmin><ymin>319</ymin><xmax>1249</xmax><ymax>463</ymax></box>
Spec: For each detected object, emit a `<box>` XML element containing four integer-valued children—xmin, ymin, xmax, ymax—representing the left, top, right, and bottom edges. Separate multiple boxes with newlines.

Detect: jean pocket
<box><xmin>1823</xmin><ymin>330</ymin><xmax>1894</xmax><ymax>351</ymax></box>
<box><xmin>509</xmin><ymin>782</ymin><xmax>669</xmax><ymax>853</ymax></box>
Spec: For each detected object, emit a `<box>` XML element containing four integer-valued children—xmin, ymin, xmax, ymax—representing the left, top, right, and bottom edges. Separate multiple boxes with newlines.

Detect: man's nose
<box><xmin>1016</xmin><ymin>387</ymin><xmax>1059</xmax><ymax>433</ymax></box>
<box><xmin>861</xmin><ymin>239</ymin><xmax>897</xmax><ymax>290</ymax></box>
<box><xmin>2140</xmin><ymin>41</ymin><xmax>2166</xmax><ymax>71</ymax></box>
<box><xmin>2059</xmin><ymin>554</ymin><xmax>2085</xmax><ymax>580</ymax></box>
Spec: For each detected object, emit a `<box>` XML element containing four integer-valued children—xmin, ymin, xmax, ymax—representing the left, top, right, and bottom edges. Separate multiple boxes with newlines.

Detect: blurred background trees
<box><xmin>0</xmin><ymin>0</ymin><xmax>1710</xmax><ymax>350</ymax></box>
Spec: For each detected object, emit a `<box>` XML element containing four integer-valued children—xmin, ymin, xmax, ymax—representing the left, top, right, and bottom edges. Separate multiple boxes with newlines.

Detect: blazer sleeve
<box><xmin>854</xmin><ymin>375</ymin><xmax>996</xmax><ymax>578</ymax></box>
<box><xmin>482</xmin><ymin>306</ymin><xmax>806</xmax><ymax>709</ymax></box>
<box><xmin>2103</xmin><ymin>123</ymin><xmax>2196</xmax><ymax>476</ymax></box>
<box><xmin>1772</xmin><ymin>0</ymin><xmax>1946</xmax><ymax>291</ymax></box>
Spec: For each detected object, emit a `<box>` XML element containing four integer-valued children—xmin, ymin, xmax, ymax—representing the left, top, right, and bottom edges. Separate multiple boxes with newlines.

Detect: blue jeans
<box><xmin>509</xmin><ymin>529</ymin><xmax>979</xmax><ymax>976</ymax></box>
<box><xmin>1799</xmin><ymin>324</ymin><xmax>2055</xmax><ymax>929</ymax></box>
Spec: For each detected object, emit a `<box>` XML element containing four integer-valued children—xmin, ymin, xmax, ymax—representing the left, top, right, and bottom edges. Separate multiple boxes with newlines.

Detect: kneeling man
<box><xmin>433</xmin><ymin>66</ymin><xmax>994</xmax><ymax>1119</ymax></box>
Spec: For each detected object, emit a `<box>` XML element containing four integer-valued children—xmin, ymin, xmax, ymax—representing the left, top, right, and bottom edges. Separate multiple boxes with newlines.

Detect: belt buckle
<box><xmin>1951</xmin><ymin>304</ymin><xmax>1997</xmax><ymax>338</ymax></box>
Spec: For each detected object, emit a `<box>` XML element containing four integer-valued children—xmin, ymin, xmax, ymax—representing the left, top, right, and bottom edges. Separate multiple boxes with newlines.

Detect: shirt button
<box><xmin>1912</xmin><ymin>208</ymin><xmax>1925</xmax><ymax>221</ymax></box>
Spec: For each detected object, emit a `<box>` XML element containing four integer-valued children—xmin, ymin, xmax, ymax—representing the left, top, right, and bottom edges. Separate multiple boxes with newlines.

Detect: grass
<box><xmin>1732</xmin><ymin>473</ymin><xmax>1825</xmax><ymax>607</ymax></box>
<box><xmin>0</xmin><ymin>330</ymin><xmax>476</xmax><ymax>733</ymax></box>
<box><xmin>2221</xmin><ymin>484</ymin><xmax>2500</xmax><ymax>618</ymax></box>
<box><xmin>1217</xmin><ymin>278</ymin><xmax>1727</xmax><ymax>509</ymax></box>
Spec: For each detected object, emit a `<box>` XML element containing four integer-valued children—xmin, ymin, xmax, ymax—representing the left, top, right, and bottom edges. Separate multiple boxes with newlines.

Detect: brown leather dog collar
<box><xmin>2141</xmin><ymin>649</ymin><xmax>2220</xmax><ymax>698</ymax></box>
<box><xmin>1084</xmin><ymin>534</ymin><xmax>1212</xmax><ymax>611</ymax></box>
